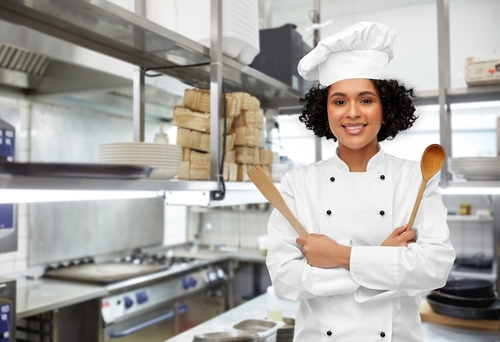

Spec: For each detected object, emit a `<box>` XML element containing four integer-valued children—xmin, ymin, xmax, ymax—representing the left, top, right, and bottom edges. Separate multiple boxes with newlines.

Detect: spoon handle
<box><xmin>407</xmin><ymin>179</ymin><xmax>428</xmax><ymax>231</ymax></box>
<box><xmin>248</xmin><ymin>165</ymin><xmax>309</xmax><ymax>237</ymax></box>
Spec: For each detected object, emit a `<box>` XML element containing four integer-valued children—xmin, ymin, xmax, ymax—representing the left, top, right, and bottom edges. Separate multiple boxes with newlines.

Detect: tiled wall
<box><xmin>442</xmin><ymin>195</ymin><xmax>495</xmax><ymax>259</ymax></box>
<box><xmin>184</xmin><ymin>196</ymin><xmax>495</xmax><ymax>261</ymax></box>
<box><xmin>187</xmin><ymin>205</ymin><xmax>271</xmax><ymax>250</ymax></box>
<box><xmin>164</xmin><ymin>205</ymin><xmax>188</xmax><ymax>246</ymax></box>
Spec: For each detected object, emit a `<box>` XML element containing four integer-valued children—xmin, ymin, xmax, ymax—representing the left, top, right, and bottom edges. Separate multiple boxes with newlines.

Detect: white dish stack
<box><xmin>448</xmin><ymin>157</ymin><xmax>500</xmax><ymax>181</ymax></box>
<box><xmin>176</xmin><ymin>0</ymin><xmax>260</xmax><ymax>65</ymax></box>
<box><xmin>99</xmin><ymin>142</ymin><xmax>182</xmax><ymax>179</ymax></box>
<box><xmin>106</xmin><ymin>0</ymin><xmax>260</xmax><ymax>65</ymax></box>
<box><xmin>144</xmin><ymin>0</ymin><xmax>177</xmax><ymax>31</ymax></box>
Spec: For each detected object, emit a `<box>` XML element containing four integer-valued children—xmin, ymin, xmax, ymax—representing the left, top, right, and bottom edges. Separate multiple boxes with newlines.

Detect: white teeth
<box><xmin>345</xmin><ymin>125</ymin><xmax>364</xmax><ymax>130</ymax></box>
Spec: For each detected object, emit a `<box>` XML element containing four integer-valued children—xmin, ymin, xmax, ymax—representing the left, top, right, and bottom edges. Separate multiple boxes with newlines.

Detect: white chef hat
<box><xmin>297</xmin><ymin>21</ymin><xmax>396</xmax><ymax>86</ymax></box>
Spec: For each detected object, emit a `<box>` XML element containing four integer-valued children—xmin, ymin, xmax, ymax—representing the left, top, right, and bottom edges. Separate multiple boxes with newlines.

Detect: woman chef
<box><xmin>266</xmin><ymin>21</ymin><xmax>455</xmax><ymax>341</ymax></box>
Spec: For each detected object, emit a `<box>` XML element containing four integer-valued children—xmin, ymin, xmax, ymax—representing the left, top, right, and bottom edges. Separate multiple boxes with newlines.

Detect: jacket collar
<box><xmin>332</xmin><ymin>144</ymin><xmax>385</xmax><ymax>172</ymax></box>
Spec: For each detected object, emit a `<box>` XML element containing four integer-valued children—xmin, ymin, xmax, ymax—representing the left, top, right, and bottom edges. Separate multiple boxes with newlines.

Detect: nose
<box><xmin>346</xmin><ymin>103</ymin><xmax>360</xmax><ymax>118</ymax></box>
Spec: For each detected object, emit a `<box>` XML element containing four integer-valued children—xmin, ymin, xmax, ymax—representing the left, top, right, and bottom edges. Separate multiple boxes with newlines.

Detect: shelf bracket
<box><xmin>132</xmin><ymin>0</ymin><xmax>146</xmax><ymax>143</ymax></box>
<box><xmin>133</xmin><ymin>66</ymin><xmax>145</xmax><ymax>142</ymax></box>
<box><xmin>209</xmin><ymin>0</ymin><xmax>224</xmax><ymax>200</ymax></box>
<box><xmin>437</xmin><ymin>0</ymin><xmax>452</xmax><ymax>187</ymax></box>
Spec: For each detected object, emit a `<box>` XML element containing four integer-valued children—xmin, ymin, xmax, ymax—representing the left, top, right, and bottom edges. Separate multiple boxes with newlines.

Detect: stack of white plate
<box><xmin>448</xmin><ymin>157</ymin><xmax>500</xmax><ymax>181</ymax></box>
<box><xmin>176</xmin><ymin>0</ymin><xmax>260</xmax><ymax>65</ymax></box>
<box><xmin>99</xmin><ymin>142</ymin><xmax>182</xmax><ymax>179</ymax></box>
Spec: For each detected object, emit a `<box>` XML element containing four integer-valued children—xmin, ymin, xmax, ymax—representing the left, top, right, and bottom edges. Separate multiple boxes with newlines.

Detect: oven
<box><xmin>101</xmin><ymin>263</ymin><xmax>227</xmax><ymax>342</ymax></box>
<box><xmin>32</xmin><ymin>251</ymin><xmax>229</xmax><ymax>342</ymax></box>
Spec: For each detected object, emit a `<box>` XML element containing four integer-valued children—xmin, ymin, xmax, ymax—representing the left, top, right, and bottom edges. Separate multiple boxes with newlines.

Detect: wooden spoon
<box><xmin>248</xmin><ymin>165</ymin><xmax>309</xmax><ymax>237</ymax></box>
<box><xmin>406</xmin><ymin>144</ymin><xmax>446</xmax><ymax>232</ymax></box>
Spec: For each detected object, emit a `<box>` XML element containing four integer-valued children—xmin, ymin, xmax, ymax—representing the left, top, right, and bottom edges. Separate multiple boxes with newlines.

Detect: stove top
<box><xmin>117</xmin><ymin>251</ymin><xmax>194</xmax><ymax>268</ymax></box>
<box><xmin>43</xmin><ymin>251</ymin><xmax>198</xmax><ymax>285</ymax></box>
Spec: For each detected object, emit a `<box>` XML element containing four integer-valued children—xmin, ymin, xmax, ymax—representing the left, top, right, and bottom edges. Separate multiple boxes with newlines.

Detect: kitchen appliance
<box><xmin>251</xmin><ymin>24</ymin><xmax>313</xmax><ymax>93</ymax></box>
<box><xmin>36</xmin><ymin>250</ymin><xmax>229</xmax><ymax>342</ymax></box>
<box><xmin>0</xmin><ymin>118</ymin><xmax>16</xmax><ymax>253</ymax></box>
<box><xmin>193</xmin><ymin>331</ymin><xmax>259</xmax><ymax>342</ymax></box>
<box><xmin>0</xmin><ymin>277</ymin><xmax>16</xmax><ymax>342</ymax></box>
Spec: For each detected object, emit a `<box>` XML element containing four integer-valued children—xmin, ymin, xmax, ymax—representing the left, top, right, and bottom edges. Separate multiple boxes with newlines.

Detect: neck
<box><xmin>337</xmin><ymin>143</ymin><xmax>379</xmax><ymax>172</ymax></box>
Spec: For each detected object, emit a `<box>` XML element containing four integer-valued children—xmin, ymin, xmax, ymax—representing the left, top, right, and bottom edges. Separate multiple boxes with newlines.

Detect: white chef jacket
<box><xmin>266</xmin><ymin>148</ymin><xmax>455</xmax><ymax>342</ymax></box>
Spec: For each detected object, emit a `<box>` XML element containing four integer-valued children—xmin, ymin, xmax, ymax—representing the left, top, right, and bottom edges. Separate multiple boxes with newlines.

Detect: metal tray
<box><xmin>0</xmin><ymin>162</ymin><xmax>153</xmax><ymax>179</ymax></box>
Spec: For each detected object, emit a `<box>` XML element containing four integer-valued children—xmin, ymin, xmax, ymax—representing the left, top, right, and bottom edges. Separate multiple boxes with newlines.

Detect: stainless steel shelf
<box><xmin>447</xmin><ymin>181</ymin><xmax>500</xmax><ymax>188</ymax></box>
<box><xmin>447</xmin><ymin>215</ymin><xmax>493</xmax><ymax>223</ymax></box>
<box><xmin>0</xmin><ymin>0</ymin><xmax>302</xmax><ymax>109</ymax></box>
<box><xmin>0</xmin><ymin>174</ymin><xmax>265</xmax><ymax>192</ymax></box>
<box><xmin>417</xmin><ymin>85</ymin><xmax>500</xmax><ymax>106</ymax></box>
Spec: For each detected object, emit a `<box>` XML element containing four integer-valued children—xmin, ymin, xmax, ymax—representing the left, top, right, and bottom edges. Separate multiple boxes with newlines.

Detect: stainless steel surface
<box><xmin>133</xmin><ymin>66</ymin><xmax>145</xmax><ymax>142</ymax></box>
<box><xmin>0</xmin><ymin>175</ymin><xmax>273</xmax><ymax>191</ymax></box>
<box><xmin>0</xmin><ymin>106</ymin><xmax>19</xmax><ymax>254</ymax></box>
<box><xmin>0</xmin><ymin>277</ymin><xmax>16</xmax><ymax>341</ymax></box>
<box><xmin>193</xmin><ymin>331</ymin><xmax>257</xmax><ymax>342</ymax></box>
<box><xmin>494</xmin><ymin>196</ymin><xmax>500</xmax><ymax>299</ymax></box>
<box><xmin>498</xmin><ymin>116</ymin><xmax>500</xmax><ymax>157</ymax></box>
<box><xmin>0</xmin><ymin>175</ymin><xmax>217</xmax><ymax>191</ymax></box>
<box><xmin>29</xmin><ymin>198</ymin><xmax>164</xmax><ymax>265</ymax></box>
<box><xmin>16</xmin><ymin>278</ymin><xmax>106</xmax><ymax>320</ymax></box>
<box><xmin>0</xmin><ymin>0</ymin><xmax>302</xmax><ymax>109</ymax></box>
<box><xmin>45</xmin><ymin>263</ymin><xmax>165</xmax><ymax>284</ymax></box>
<box><xmin>0</xmin><ymin>17</ymin><xmax>180</xmax><ymax>121</ymax></box>
<box><xmin>167</xmin><ymin>294</ymin><xmax>500</xmax><ymax>342</ymax></box>
<box><xmin>101</xmin><ymin>265</ymin><xmax>225</xmax><ymax>323</ymax></box>
<box><xmin>210</xmin><ymin>0</ymin><xmax>223</xmax><ymax>183</ymax></box>
<box><xmin>164</xmin><ymin>189</ymin><xmax>268</xmax><ymax>207</ymax></box>
<box><xmin>105</xmin><ymin>306</ymin><xmax>175</xmax><ymax>342</ymax></box>
<box><xmin>94</xmin><ymin>254</ymin><xmax>228</xmax><ymax>342</ymax></box>
<box><xmin>178</xmin><ymin>284</ymin><xmax>227</xmax><ymax>333</ymax></box>
<box><xmin>437</xmin><ymin>0</ymin><xmax>452</xmax><ymax>188</ymax></box>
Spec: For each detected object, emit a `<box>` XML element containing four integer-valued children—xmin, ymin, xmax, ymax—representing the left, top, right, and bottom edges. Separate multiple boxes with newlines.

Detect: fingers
<box><xmin>297</xmin><ymin>233</ymin><xmax>324</xmax><ymax>246</ymax></box>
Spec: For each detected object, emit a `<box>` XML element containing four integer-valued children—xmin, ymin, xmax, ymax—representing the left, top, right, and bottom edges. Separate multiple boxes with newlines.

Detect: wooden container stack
<box><xmin>175</xmin><ymin>88</ymin><xmax>274</xmax><ymax>181</ymax></box>
<box><xmin>175</xmin><ymin>88</ymin><xmax>239</xmax><ymax>180</ymax></box>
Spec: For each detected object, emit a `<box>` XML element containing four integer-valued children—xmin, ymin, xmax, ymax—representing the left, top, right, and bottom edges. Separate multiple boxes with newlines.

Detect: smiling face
<box><xmin>327</xmin><ymin>78</ymin><xmax>383</xmax><ymax>156</ymax></box>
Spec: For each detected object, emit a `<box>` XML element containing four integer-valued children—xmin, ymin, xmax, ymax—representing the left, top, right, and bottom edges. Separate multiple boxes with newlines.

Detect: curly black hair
<box><xmin>298</xmin><ymin>79</ymin><xmax>418</xmax><ymax>142</ymax></box>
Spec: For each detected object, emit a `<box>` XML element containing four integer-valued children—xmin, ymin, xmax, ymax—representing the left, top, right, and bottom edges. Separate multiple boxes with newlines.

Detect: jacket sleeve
<box><xmin>349</xmin><ymin>176</ymin><xmax>456</xmax><ymax>302</ymax></box>
<box><xmin>266</xmin><ymin>172</ymin><xmax>360</xmax><ymax>301</ymax></box>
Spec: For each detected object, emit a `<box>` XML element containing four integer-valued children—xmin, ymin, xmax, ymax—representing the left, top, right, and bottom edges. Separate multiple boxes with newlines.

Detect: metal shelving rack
<box><xmin>0</xmin><ymin>0</ymin><xmax>499</xmax><ymax>204</ymax></box>
<box><xmin>0</xmin><ymin>0</ymin><xmax>298</xmax><ymax>205</ymax></box>
<box><xmin>435</xmin><ymin>0</ymin><xmax>500</xmax><ymax>287</ymax></box>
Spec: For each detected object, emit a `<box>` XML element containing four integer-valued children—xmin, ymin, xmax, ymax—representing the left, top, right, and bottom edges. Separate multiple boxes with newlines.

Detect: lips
<box><xmin>344</xmin><ymin>125</ymin><xmax>365</xmax><ymax>131</ymax></box>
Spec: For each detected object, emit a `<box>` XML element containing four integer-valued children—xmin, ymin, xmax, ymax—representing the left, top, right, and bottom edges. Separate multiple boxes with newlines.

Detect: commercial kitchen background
<box><xmin>0</xmin><ymin>0</ymin><xmax>499</xmax><ymax>301</ymax></box>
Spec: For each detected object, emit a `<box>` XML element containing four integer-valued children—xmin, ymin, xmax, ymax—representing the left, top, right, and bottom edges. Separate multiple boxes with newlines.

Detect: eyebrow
<box><xmin>329</xmin><ymin>91</ymin><xmax>377</xmax><ymax>98</ymax></box>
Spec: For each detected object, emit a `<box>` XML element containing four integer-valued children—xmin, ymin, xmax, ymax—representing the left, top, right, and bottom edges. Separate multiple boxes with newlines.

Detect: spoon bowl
<box><xmin>421</xmin><ymin>144</ymin><xmax>446</xmax><ymax>181</ymax></box>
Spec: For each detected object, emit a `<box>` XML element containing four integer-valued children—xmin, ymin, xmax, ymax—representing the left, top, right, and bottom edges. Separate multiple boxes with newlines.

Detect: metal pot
<box><xmin>193</xmin><ymin>331</ymin><xmax>258</xmax><ymax>342</ymax></box>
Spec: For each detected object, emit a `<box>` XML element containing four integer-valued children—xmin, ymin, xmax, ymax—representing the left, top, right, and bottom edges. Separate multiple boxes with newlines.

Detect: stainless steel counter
<box><xmin>16</xmin><ymin>278</ymin><xmax>107</xmax><ymax>319</ymax></box>
<box><xmin>165</xmin><ymin>294</ymin><xmax>500</xmax><ymax>342</ymax></box>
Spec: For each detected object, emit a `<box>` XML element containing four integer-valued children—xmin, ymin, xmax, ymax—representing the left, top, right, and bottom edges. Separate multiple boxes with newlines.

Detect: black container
<box><xmin>439</xmin><ymin>278</ymin><xmax>495</xmax><ymax>298</ymax></box>
<box><xmin>251</xmin><ymin>24</ymin><xmax>314</xmax><ymax>94</ymax></box>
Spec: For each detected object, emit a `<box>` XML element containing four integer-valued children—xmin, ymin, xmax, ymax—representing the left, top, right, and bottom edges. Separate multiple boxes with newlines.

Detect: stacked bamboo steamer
<box><xmin>174</xmin><ymin>88</ymin><xmax>273</xmax><ymax>181</ymax></box>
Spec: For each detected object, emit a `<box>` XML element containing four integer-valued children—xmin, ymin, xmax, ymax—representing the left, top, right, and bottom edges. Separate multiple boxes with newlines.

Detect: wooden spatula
<box><xmin>248</xmin><ymin>165</ymin><xmax>309</xmax><ymax>237</ymax></box>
